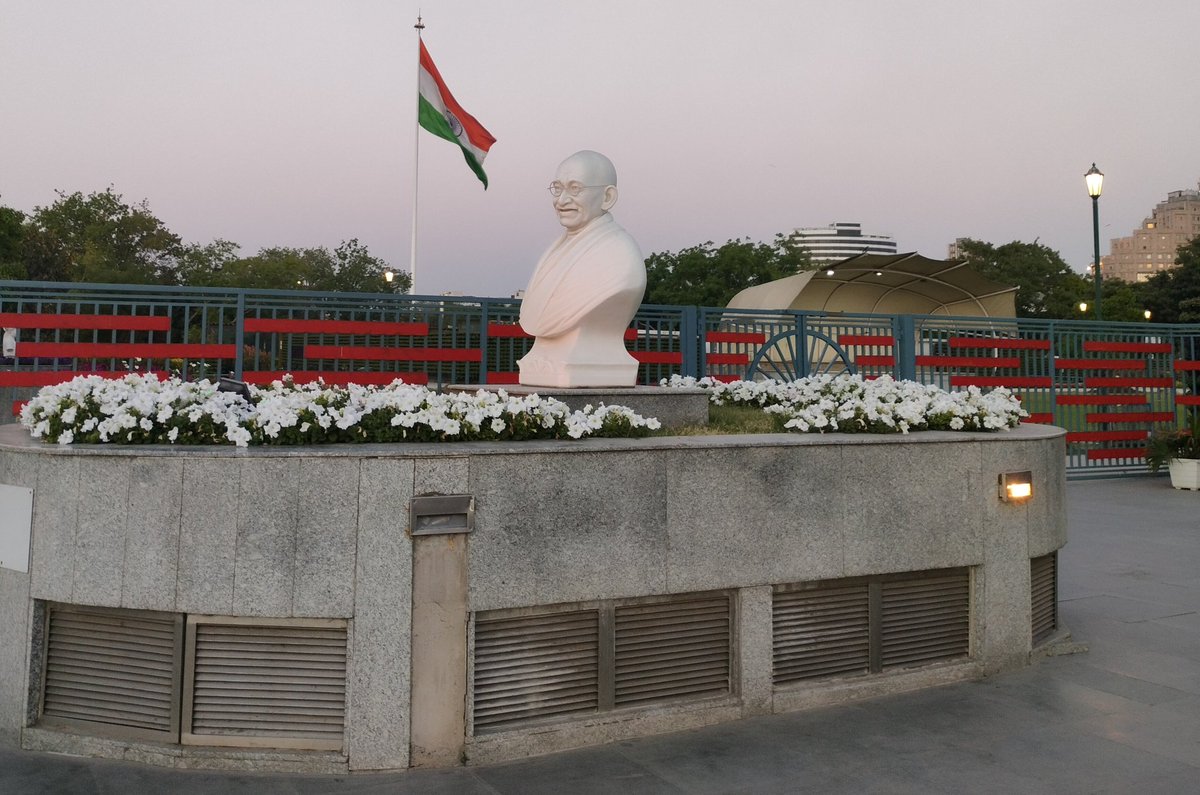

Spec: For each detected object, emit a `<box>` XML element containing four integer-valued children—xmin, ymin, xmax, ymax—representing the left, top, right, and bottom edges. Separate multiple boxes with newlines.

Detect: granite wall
<box><xmin>0</xmin><ymin>422</ymin><xmax>1068</xmax><ymax>770</ymax></box>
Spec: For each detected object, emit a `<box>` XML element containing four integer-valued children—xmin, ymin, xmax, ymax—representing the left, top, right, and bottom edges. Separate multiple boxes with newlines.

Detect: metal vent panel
<box><xmin>614</xmin><ymin>595</ymin><xmax>730</xmax><ymax>706</ymax></box>
<box><xmin>773</xmin><ymin>583</ymin><xmax>870</xmax><ymax>684</ymax></box>
<box><xmin>473</xmin><ymin>609</ymin><xmax>599</xmax><ymax>733</ymax></box>
<box><xmin>880</xmin><ymin>570</ymin><xmax>970</xmax><ymax>669</ymax></box>
<box><xmin>1031</xmin><ymin>553</ymin><xmax>1058</xmax><ymax>645</ymax></box>
<box><xmin>183</xmin><ymin>619</ymin><xmax>347</xmax><ymax>751</ymax></box>
<box><xmin>41</xmin><ymin>605</ymin><xmax>181</xmax><ymax>740</ymax></box>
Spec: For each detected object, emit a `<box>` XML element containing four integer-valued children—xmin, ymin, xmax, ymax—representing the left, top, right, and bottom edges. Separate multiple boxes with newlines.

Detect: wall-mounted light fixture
<box><xmin>998</xmin><ymin>471</ymin><xmax>1033</xmax><ymax>503</ymax></box>
<box><xmin>410</xmin><ymin>494</ymin><xmax>475</xmax><ymax>535</ymax></box>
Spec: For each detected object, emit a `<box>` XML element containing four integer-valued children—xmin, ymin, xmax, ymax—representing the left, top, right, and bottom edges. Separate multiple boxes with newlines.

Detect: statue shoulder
<box><xmin>598</xmin><ymin>218</ymin><xmax>644</xmax><ymax>263</ymax></box>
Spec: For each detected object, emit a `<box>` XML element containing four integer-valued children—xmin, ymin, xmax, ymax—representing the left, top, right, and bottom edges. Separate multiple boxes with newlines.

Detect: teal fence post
<box><xmin>479</xmin><ymin>300</ymin><xmax>490</xmax><ymax>385</ymax></box>
<box><xmin>895</xmin><ymin>315</ymin><xmax>916</xmax><ymax>381</ymax></box>
<box><xmin>681</xmin><ymin>305</ymin><xmax>699</xmax><ymax>379</ymax></box>
<box><xmin>234</xmin><ymin>290</ymin><xmax>245</xmax><ymax>379</ymax></box>
<box><xmin>796</xmin><ymin>312</ymin><xmax>808</xmax><ymax>376</ymax></box>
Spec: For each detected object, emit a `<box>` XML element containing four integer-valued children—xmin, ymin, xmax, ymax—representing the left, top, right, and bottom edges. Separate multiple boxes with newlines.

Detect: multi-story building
<box><xmin>790</xmin><ymin>222</ymin><xmax>896</xmax><ymax>268</ymax></box>
<box><xmin>1102</xmin><ymin>182</ymin><xmax>1200</xmax><ymax>283</ymax></box>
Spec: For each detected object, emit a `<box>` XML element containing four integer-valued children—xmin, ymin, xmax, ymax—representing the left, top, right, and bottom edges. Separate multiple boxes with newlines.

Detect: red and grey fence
<box><xmin>3</xmin><ymin>280</ymin><xmax>1198</xmax><ymax>476</ymax></box>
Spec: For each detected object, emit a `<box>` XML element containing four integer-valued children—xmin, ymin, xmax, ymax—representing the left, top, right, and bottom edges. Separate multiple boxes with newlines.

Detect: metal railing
<box><xmin>4</xmin><ymin>279</ymin><xmax>1199</xmax><ymax>477</ymax></box>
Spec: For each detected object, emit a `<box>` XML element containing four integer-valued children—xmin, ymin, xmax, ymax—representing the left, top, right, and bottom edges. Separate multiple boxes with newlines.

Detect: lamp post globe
<box><xmin>1085</xmin><ymin>163</ymin><xmax>1104</xmax><ymax>320</ymax></box>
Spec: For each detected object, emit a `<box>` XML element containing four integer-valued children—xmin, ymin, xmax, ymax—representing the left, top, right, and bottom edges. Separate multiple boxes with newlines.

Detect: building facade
<box><xmin>791</xmin><ymin>222</ymin><xmax>896</xmax><ymax>268</ymax></box>
<box><xmin>1102</xmin><ymin>182</ymin><xmax>1200</xmax><ymax>283</ymax></box>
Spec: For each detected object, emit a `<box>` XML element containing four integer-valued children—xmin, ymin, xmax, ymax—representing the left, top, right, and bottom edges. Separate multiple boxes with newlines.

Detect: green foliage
<box><xmin>645</xmin><ymin>232</ymin><xmax>811</xmax><ymax>307</ymax></box>
<box><xmin>1096</xmin><ymin>279</ymin><xmax>1152</xmax><ymax>323</ymax></box>
<box><xmin>659</xmin><ymin>404</ymin><xmax>790</xmax><ymax>436</ymax></box>
<box><xmin>179</xmin><ymin>238</ymin><xmax>410</xmax><ymax>293</ymax></box>
<box><xmin>0</xmin><ymin>204</ymin><xmax>25</xmax><ymax>279</ymax></box>
<box><xmin>1140</xmin><ymin>236</ymin><xmax>1200</xmax><ymax>324</ymax></box>
<box><xmin>1145</xmin><ymin>411</ymin><xmax>1200</xmax><ymax>472</ymax></box>
<box><xmin>0</xmin><ymin>189</ymin><xmax>406</xmax><ymax>292</ymax></box>
<box><xmin>25</xmin><ymin>188</ymin><xmax>183</xmax><ymax>284</ymax></box>
<box><xmin>953</xmin><ymin>238</ymin><xmax>1091</xmax><ymax>318</ymax></box>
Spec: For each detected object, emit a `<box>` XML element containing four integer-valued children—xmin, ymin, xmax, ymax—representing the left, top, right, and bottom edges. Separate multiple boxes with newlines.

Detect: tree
<box><xmin>644</xmin><ymin>233</ymin><xmax>811</xmax><ymax>307</ymax></box>
<box><xmin>0</xmin><ymin>204</ymin><xmax>25</xmax><ymax>279</ymax></box>
<box><xmin>176</xmin><ymin>239</ymin><xmax>407</xmax><ymax>293</ymax></box>
<box><xmin>22</xmin><ymin>188</ymin><xmax>183</xmax><ymax>284</ymax></box>
<box><xmin>1140</xmin><ymin>236</ymin><xmax>1200</xmax><ymax>324</ymax></box>
<box><xmin>2</xmin><ymin>187</ymin><xmax>406</xmax><ymax>293</ymax></box>
<box><xmin>953</xmin><ymin>239</ymin><xmax>1091</xmax><ymax>319</ymax></box>
<box><xmin>173</xmin><ymin>239</ymin><xmax>243</xmax><ymax>287</ymax></box>
<box><xmin>1096</xmin><ymin>279</ymin><xmax>1153</xmax><ymax>323</ymax></box>
<box><xmin>326</xmin><ymin>239</ymin><xmax>410</xmax><ymax>294</ymax></box>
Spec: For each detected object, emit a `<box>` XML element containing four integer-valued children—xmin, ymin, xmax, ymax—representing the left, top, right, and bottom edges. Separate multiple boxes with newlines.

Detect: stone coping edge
<box><xmin>0</xmin><ymin>422</ymin><xmax>1065</xmax><ymax>459</ymax></box>
<box><xmin>21</xmin><ymin>727</ymin><xmax>349</xmax><ymax>774</ymax></box>
<box><xmin>447</xmin><ymin>384</ymin><xmax>709</xmax><ymax>396</ymax></box>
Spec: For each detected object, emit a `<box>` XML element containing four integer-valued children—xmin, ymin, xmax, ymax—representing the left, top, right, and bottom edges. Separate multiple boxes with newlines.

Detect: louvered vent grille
<box><xmin>1031</xmin><ymin>553</ymin><xmax>1058</xmax><ymax>645</ymax></box>
<box><xmin>184</xmin><ymin>621</ymin><xmax>347</xmax><ymax>750</ymax></box>
<box><xmin>880</xmin><ymin>570</ymin><xmax>970</xmax><ymax>669</ymax></box>
<box><xmin>41</xmin><ymin>605</ymin><xmax>181</xmax><ymax>739</ymax></box>
<box><xmin>772</xmin><ymin>583</ymin><xmax>870</xmax><ymax>684</ymax></box>
<box><xmin>472</xmin><ymin>610</ymin><xmax>599</xmax><ymax>734</ymax></box>
<box><xmin>614</xmin><ymin>595</ymin><xmax>731</xmax><ymax>706</ymax></box>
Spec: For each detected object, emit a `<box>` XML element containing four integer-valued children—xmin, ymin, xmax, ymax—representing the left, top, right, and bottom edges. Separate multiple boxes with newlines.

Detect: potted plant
<box><xmin>1146</xmin><ymin>410</ymin><xmax>1200</xmax><ymax>490</ymax></box>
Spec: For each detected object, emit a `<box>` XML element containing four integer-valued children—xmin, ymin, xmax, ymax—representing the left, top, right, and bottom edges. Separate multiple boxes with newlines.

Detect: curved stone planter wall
<box><xmin>0</xmin><ymin>423</ymin><xmax>1067</xmax><ymax>772</ymax></box>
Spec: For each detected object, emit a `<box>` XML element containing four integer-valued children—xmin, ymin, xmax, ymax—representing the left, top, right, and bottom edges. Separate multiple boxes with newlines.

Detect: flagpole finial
<box><xmin>415</xmin><ymin>14</ymin><xmax>424</xmax><ymax>31</ymax></box>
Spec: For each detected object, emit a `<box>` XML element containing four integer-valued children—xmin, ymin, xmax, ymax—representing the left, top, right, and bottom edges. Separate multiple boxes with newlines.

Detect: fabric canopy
<box><xmin>726</xmin><ymin>253</ymin><xmax>1017</xmax><ymax>317</ymax></box>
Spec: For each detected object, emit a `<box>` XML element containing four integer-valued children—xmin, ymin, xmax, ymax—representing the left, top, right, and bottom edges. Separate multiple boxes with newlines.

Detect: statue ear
<box><xmin>601</xmin><ymin>185</ymin><xmax>618</xmax><ymax>211</ymax></box>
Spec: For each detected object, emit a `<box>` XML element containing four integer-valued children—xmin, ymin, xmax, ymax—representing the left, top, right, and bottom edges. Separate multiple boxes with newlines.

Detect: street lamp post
<box><xmin>1085</xmin><ymin>163</ymin><xmax>1104</xmax><ymax>320</ymax></box>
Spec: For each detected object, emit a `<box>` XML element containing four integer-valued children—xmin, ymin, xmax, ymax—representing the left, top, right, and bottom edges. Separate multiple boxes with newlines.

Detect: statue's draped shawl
<box><xmin>519</xmin><ymin>214</ymin><xmax>645</xmax><ymax>338</ymax></box>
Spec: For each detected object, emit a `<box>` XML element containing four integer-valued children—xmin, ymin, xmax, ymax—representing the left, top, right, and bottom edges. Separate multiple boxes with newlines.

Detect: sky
<box><xmin>3</xmin><ymin>0</ymin><xmax>1199</xmax><ymax>297</ymax></box>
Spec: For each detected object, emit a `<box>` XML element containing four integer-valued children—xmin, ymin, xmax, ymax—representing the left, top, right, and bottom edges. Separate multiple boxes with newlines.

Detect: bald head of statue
<box><xmin>550</xmin><ymin>150</ymin><xmax>619</xmax><ymax>236</ymax></box>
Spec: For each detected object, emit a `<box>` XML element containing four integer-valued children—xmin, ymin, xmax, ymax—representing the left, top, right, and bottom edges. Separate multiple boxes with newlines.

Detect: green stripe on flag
<box><xmin>418</xmin><ymin>96</ymin><xmax>489</xmax><ymax>189</ymax></box>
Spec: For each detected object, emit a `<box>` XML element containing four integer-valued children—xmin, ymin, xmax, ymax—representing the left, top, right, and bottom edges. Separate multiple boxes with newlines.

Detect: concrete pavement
<box><xmin>2</xmin><ymin>477</ymin><xmax>1198</xmax><ymax>794</ymax></box>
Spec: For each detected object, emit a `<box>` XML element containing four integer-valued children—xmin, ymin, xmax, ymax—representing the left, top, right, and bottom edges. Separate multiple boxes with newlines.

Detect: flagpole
<box><xmin>409</xmin><ymin>15</ymin><xmax>425</xmax><ymax>296</ymax></box>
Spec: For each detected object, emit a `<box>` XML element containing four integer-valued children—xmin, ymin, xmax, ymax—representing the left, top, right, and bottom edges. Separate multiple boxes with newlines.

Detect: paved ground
<box><xmin>3</xmin><ymin>477</ymin><xmax>1198</xmax><ymax>794</ymax></box>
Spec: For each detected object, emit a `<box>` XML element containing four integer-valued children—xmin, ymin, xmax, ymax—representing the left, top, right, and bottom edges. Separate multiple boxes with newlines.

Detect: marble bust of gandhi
<box><xmin>517</xmin><ymin>150</ymin><xmax>646</xmax><ymax>388</ymax></box>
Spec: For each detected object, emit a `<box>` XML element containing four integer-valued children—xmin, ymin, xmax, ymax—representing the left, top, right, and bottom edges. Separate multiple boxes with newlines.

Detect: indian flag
<box><xmin>418</xmin><ymin>41</ymin><xmax>497</xmax><ymax>188</ymax></box>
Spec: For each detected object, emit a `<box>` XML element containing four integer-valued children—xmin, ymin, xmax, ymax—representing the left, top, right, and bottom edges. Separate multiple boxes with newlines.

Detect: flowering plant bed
<box><xmin>19</xmin><ymin>374</ymin><xmax>661</xmax><ymax>447</ymax></box>
<box><xmin>662</xmin><ymin>374</ymin><xmax>1026</xmax><ymax>434</ymax></box>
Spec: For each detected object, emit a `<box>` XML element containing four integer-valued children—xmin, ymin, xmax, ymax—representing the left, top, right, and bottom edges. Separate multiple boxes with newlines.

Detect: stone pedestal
<box><xmin>447</xmin><ymin>385</ymin><xmax>709</xmax><ymax>429</ymax></box>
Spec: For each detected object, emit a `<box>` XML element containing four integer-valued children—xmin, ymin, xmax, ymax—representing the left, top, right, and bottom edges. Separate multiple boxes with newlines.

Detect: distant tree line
<box><xmin>5</xmin><ymin>187</ymin><xmax>1200</xmax><ymax>321</ymax></box>
<box><xmin>644</xmin><ymin>231</ymin><xmax>1200</xmax><ymax>322</ymax></box>
<box><xmin>644</xmin><ymin>233</ymin><xmax>812</xmax><ymax>307</ymax></box>
<box><xmin>0</xmin><ymin>188</ymin><xmax>411</xmax><ymax>293</ymax></box>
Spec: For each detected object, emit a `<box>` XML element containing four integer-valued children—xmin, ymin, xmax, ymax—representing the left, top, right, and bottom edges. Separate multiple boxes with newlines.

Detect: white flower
<box><xmin>17</xmin><ymin>374</ymin><xmax>673</xmax><ymax>447</ymax></box>
<box><xmin>666</xmin><ymin>373</ymin><xmax>1024</xmax><ymax>435</ymax></box>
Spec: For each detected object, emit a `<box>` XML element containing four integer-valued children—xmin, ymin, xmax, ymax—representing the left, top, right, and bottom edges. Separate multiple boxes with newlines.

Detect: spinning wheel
<box><xmin>744</xmin><ymin>328</ymin><xmax>856</xmax><ymax>381</ymax></box>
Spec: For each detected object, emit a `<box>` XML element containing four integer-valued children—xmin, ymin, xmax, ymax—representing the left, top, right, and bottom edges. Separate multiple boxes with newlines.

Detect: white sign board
<box><xmin>0</xmin><ymin>484</ymin><xmax>34</xmax><ymax>573</ymax></box>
